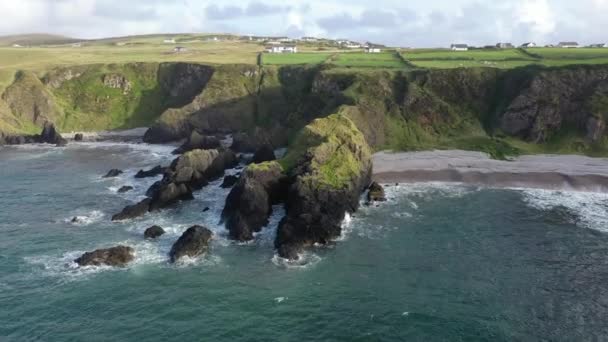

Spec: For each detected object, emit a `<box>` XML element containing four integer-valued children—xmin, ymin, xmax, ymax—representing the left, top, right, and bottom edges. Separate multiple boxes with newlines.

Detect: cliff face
<box><xmin>2</xmin><ymin>62</ymin><xmax>608</xmax><ymax>156</ymax></box>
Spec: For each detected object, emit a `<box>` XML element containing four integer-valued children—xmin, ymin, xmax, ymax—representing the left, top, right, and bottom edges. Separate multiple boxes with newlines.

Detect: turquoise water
<box><xmin>2</xmin><ymin>143</ymin><xmax>608</xmax><ymax>341</ymax></box>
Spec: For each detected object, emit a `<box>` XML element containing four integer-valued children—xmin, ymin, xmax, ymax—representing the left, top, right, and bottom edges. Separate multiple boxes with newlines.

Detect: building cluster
<box><xmin>450</xmin><ymin>41</ymin><xmax>608</xmax><ymax>51</ymax></box>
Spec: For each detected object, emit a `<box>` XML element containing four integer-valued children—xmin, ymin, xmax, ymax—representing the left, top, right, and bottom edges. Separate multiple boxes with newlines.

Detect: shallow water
<box><xmin>2</xmin><ymin>144</ymin><xmax>608</xmax><ymax>341</ymax></box>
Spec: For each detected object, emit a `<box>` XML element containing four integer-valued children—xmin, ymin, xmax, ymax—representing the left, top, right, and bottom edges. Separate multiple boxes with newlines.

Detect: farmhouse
<box><xmin>450</xmin><ymin>44</ymin><xmax>468</xmax><ymax>51</ymax></box>
<box><xmin>521</xmin><ymin>42</ymin><xmax>536</xmax><ymax>48</ymax></box>
<box><xmin>163</xmin><ymin>39</ymin><xmax>176</xmax><ymax>44</ymax></box>
<box><xmin>589</xmin><ymin>43</ymin><xmax>608</xmax><ymax>48</ymax></box>
<box><xmin>496</xmin><ymin>42</ymin><xmax>514</xmax><ymax>48</ymax></box>
<box><xmin>173</xmin><ymin>46</ymin><xmax>188</xmax><ymax>53</ymax></box>
<box><xmin>301</xmin><ymin>36</ymin><xmax>318</xmax><ymax>42</ymax></box>
<box><xmin>265</xmin><ymin>44</ymin><xmax>297</xmax><ymax>53</ymax></box>
<box><xmin>11</xmin><ymin>44</ymin><xmax>22</xmax><ymax>48</ymax></box>
<box><xmin>558</xmin><ymin>42</ymin><xmax>579</xmax><ymax>48</ymax></box>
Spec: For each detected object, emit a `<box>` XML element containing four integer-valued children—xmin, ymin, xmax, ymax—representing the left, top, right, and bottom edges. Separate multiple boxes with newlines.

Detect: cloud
<box><xmin>205</xmin><ymin>2</ymin><xmax>291</xmax><ymax>21</ymax></box>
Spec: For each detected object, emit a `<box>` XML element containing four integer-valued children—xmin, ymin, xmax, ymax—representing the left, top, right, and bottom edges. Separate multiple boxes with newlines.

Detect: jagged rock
<box><xmin>135</xmin><ymin>165</ymin><xmax>165</xmax><ymax>179</ymax></box>
<box><xmin>74</xmin><ymin>133</ymin><xmax>84</xmax><ymax>141</ymax></box>
<box><xmin>111</xmin><ymin>198</ymin><xmax>151</xmax><ymax>221</ymax></box>
<box><xmin>367</xmin><ymin>182</ymin><xmax>386</xmax><ymax>202</ymax></box>
<box><xmin>202</xmin><ymin>207</ymin><xmax>210</xmax><ymax>212</ymax></box>
<box><xmin>274</xmin><ymin>114</ymin><xmax>372</xmax><ymax>259</ymax></box>
<box><xmin>251</xmin><ymin>144</ymin><xmax>276</xmax><ymax>164</ymax></box>
<box><xmin>117</xmin><ymin>186</ymin><xmax>134</xmax><ymax>193</ymax></box>
<box><xmin>220</xmin><ymin>175</ymin><xmax>239</xmax><ymax>188</ymax></box>
<box><xmin>222</xmin><ymin>161</ymin><xmax>287</xmax><ymax>241</ymax></box>
<box><xmin>39</xmin><ymin>122</ymin><xmax>67</xmax><ymax>146</ymax></box>
<box><xmin>169</xmin><ymin>225</ymin><xmax>213</xmax><ymax>263</ymax></box>
<box><xmin>103</xmin><ymin>169</ymin><xmax>123</xmax><ymax>178</ymax></box>
<box><xmin>148</xmin><ymin>181</ymin><xmax>194</xmax><ymax>211</ymax></box>
<box><xmin>277</xmin><ymin>244</ymin><xmax>302</xmax><ymax>261</ymax></box>
<box><xmin>102</xmin><ymin>73</ymin><xmax>132</xmax><ymax>95</ymax></box>
<box><xmin>144</xmin><ymin>225</ymin><xmax>165</xmax><ymax>239</ymax></box>
<box><xmin>75</xmin><ymin>246</ymin><xmax>134</xmax><ymax>267</ymax></box>
<box><xmin>172</xmin><ymin>131</ymin><xmax>220</xmax><ymax>154</ymax></box>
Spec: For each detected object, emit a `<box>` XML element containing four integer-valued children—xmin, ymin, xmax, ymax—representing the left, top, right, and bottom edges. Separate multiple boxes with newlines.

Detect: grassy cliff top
<box><xmin>280</xmin><ymin>111</ymin><xmax>371</xmax><ymax>188</ymax></box>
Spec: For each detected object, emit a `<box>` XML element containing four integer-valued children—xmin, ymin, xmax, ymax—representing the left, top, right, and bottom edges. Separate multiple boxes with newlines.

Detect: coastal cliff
<box><xmin>1</xmin><ymin>63</ymin><xmax>607</xmax><ymax>157</ymax></box>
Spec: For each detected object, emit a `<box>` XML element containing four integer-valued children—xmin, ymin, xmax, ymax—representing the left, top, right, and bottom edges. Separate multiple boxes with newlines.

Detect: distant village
<box><xmin>9</xmin><ymin>34</ymin><xmax>608</xmax><ymax>54</ymax></box>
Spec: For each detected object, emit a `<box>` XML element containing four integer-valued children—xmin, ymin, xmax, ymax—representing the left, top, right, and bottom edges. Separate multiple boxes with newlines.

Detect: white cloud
<box><xmin>0</xmin><ymin>0</ymin><xmax>606</xmax><ymax>47</ymax></box>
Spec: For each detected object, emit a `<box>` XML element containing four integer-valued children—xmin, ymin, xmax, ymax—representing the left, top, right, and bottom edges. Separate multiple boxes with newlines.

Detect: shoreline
<box><xmin>372</xmin><ymin>150</ymin><xmax>608</xmax><ymax>192</ymax></box>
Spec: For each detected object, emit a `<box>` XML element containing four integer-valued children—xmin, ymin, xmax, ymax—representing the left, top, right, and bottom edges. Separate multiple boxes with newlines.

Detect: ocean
<box><xmin>1</xmin><ymin>142</ymin><xmax>608</xmax><ymax>341</ymax></box>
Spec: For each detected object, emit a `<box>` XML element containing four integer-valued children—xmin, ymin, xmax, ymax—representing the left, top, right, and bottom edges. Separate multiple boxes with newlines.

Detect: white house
<box><xmin>265</xmin><ymin>45</ymin><xmax>297</xmax><ymax>53</ymax></box>
<box><xmin>11</xmin><ymin>44</ymin><xmax>22</xmax><ymax>48</ymax></box>
<box><xmin>163</xmin><ymin>39</ymin><xmax>176</xmax><ymax>44</ymax></box>
<box><xmin>71</xmin><ymin>42</ymin><xmax>82</xmax><ymax>48</ymax></box>
<box><xmin>301</xmin><ymin>36</ymin><xmax>318</xmax><ymax>42</ymax></box>
<box><xmin>365</xmin><ymin>47</ymin><xmax>382</xmax><ymax>53</ymax></box>
<box><xmin>173</xmin><ymin>46</ymin><xmax>188</xmax><ymax>53</ymax></box>
<box><xmin>589</xmin><ymin>43</ymin><xmax>607</xmax><ymax>48</ymax></box>
<box><xmin>345</xmin><ymin>42</ymin><xmax>362</xmax><ymax>49</ymax></box>
<box><xmin>496</xmin><ymin>42</ymin><xmax>514</xmax><ymax>49</ymax></box>
<box><xmin>451</xmin><ymin>44</ymin><xmax>468</xmax><ymax>51</ymax></box>
<box><xmin>521</xmin><ymin>42</ymin><xmax>536</xmax><ymax>48</ymax></box>
<box><xmin>558</xmin><ymin>41</ymin><xmax>579</xmax><ymax>48</ymax></box>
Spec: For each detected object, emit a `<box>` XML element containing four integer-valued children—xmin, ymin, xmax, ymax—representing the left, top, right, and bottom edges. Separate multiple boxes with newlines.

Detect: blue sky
<box><xmin>1</xmin><ymin>0</ymin><xmax>607</xmax><ymax>47</ymax></box>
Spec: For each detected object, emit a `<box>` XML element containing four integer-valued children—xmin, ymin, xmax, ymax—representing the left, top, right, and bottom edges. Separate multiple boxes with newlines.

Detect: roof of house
<box><xmin>559</xmin><ymin>42</ymin><xmax>579</xmax><ymax>45</ymax></box>
<box><xmin>451</xmin><ymin>44</ymin><xmax>468</xmax><ymax>48</ymax></box>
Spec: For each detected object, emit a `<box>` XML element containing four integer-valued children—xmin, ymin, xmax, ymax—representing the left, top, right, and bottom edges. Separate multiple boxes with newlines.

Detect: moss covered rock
<box><xmin>275</xmin><ymin>113</ymin><xmax>372</xmax><ymax>259</ymax></box>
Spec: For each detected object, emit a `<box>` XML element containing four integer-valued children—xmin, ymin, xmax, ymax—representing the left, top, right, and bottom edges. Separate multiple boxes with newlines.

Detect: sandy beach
<box><xmin>373</xmin><ymin>150</ymin><xmax>608</xmax><ymax>192</ymax></box>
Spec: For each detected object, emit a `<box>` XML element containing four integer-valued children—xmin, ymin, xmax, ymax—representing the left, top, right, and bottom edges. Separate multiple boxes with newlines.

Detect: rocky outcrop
<box><xmin>501</xmin><ymin>67</ymin><xmax>608</xmax><ymax>143</ymax></box>
<box><xmin>274</xmin><ymin>113</ymin><xmax>372</xmax><ymax>259</ymax></box>
<box><xmin>144</xmin><ymin>225</ymin><xmax>165</xmax><ymax>239</ymax></box>
<box><xmin>172</xmin><ymin>131</ymin><xmax>220</xmax><ymax>154</ymax></box>
<box><xmin>2</xmin><ymin>71</ymin><xmax>59</xmax><ymax>128</ymax></box>
<box><xmin>75</xmin><ymin>246</ymin><xmax>134</xmax><ymax>267</ymax></box>
<box><xmin>222</xmin><ymin>161</ymin><xmax>287</xmax><ymax>241</ymax></box>
<box><xmin>39</xmin><ymin>121</ymin><xmax>67</xmax><ymax>146</ymax></box>
<box><xmin>74</xmin><ymin>133</ymin><xmax>84</xmax><ymax>141</ymax></box>
<box><xmin>135</xmin><ymin>166</ymin><xmax>166</xmax><ymax>179</ymax></box>
<box><xmin>251</xmin><ymin>144</ymin><xmax>276</xmax><ymax>164</ymax></box>
<box><xmin>112</xmin><ymin>148</ymin><xmax>236</xmax><ymax>219</ymax></box>
<box><xmin>367</xmin><ymin>182</ymin><xmax>386</xmax><ymax>202</ymax></box>
<box><xmin>169</xmin><ymin>225</ymin><xmax>213</xmax><ymax>262</ymax></box>
<box><xmin>102</xmin><ymin>73</ymin><xmax>132</xmax><ymax>95</ymax></box>
<box><xmin>111</xmin><ymin>198</ymin><xmax>151</xmax><ymax>221</ymax></box>
<box><xmin>117</xmin><ymin>186</ymin><xmax>133</xmax><ymax>193</ymax></box>
<box><xmin>103</xmin><ymin>169</ymin><xmax>123</xmax><ymax>178</ymax></box>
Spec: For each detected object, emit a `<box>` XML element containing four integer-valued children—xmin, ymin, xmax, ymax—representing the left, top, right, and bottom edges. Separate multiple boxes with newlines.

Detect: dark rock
<box><xmin>103</xmin><ymin>169</ymin><xmax>123</xmax><ymax>178</ymax></box>
<box><xmin>586</xmin><ymin>116</ymin><xmax>605</xmax><ymax>142</ymax></box>
<box><xmin>74</xmin><ymin>133</ymin><xmax>84</xmax><ymax>141</ymax></box>
<box><xmin>39</xmin><ymin>121</ymin><xmax>67</xmax><ymax>146</ymax></box>
<box><xmin>148</xmin><ymin>181</ymin><xmax>194</xmax><ymax>211</ymax></box>
<box><xmin>222</xmin><ymin>161</ymin><xmax>287</xmax><ymax>241</ymax></box>
<box><xmin>169</xmin><ymin>225</ymin><xmax>213</xmax><ymax>263</ymax></box>
<box><xmin>251</xmin><ymin>144</ymin><xmax>276</xmax><ymax>164</ymax></box>
<box><xmin>135</xmin><ymin>165</ymin><xmax>166</xmax><ymax>179</ymax></box>
<box><xmin>71</xmin><ymin>216</ymin><xmax>82</xmax><ymax>223</ymax></box>
<box><xmin>144</xmin><ymin>225</ymin><xmax>166</xmax><ymax>239</ymax></box>
<box><xmin>202</xmin><ymin>207</ymin><xmax>210</xmax><ymax>212</ymax></box>
<box><xmin>117</xmin><ymin>186</ymin><xmax>134</xmax><ymax>193</ymax></box>
<box><xmin>220</xmin><ymin>175</ymin><xmax>239</xmax><ymax>188</ymax></box>
<box><xmin>111</xmin><ymin>198</ymin><xmax>151</xmax><ymax>221</ymax></box>
<box><xmin>172</xmin><ymin>131</ymin><xmax>220</xmax><ymax>154</ymax></box>
<box><xmin>75</xmin><ymin>245</ymin><xmax>134</xmax><ymax>267</ymax></box>
<box><xmin>277</xmin><ymin>244</ymin><xmax>302</xmax><ymax>261</ymax></box>
<box><xmin>367</xmin><ymin>182</ymin><xmax>386</xmax><ymax>202</ymax></box>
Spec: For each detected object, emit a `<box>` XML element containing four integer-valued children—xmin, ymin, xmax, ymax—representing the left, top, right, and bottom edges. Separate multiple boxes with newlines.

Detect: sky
<box><xmin>0</xmin><ymin>0</ymin><xmax>607</xmax><ymax>47</ymax></box>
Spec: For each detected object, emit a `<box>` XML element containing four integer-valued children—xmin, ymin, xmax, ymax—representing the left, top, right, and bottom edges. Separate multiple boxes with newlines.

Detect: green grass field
<box><xmin>262</xmin><ymin>52</ymin><xmax>331</xmax><ymax>65</ymax></box>
<box><xmin>403</xmin><ymin>47</ymin><xmax>608</xmax><ymax>69</ymax></box>
<box><xmin>329</xmin><ymin>52</ymin><xmax>406</xmax><ymax>68</ymax></box>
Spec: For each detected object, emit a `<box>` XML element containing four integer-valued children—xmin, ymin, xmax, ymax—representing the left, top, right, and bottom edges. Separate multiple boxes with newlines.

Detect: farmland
<box><xmin>329</xmin><ymin>52</ymin><xmax>406</xmax><ymax>68</ymax></box>
<box><xmin>262</xmin><ymin>52</ymin><xmax>331</xmax><ymax>65</ymax></box>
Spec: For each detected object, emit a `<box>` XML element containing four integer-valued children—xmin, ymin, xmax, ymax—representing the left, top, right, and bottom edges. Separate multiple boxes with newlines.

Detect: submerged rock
<box><xmin>103</xmin><ymin>169</ymin><xmax>123</xmax><ymax>178</ymax></box>
<box><xmin>135</xmin><ymin>165</ymin><xmax>166</xmax><ymax>179</ymax></box>
<box><xmin>367</xmin><ymin>182</ymin><xmax>386</xmax><ymax>202</ymax></box>
<box><xmin>117</xmin><ymin>185</ymin><xmax>134</xmax><ymax>193</ymax></box>
<box><xmin>144</xmin><ymin>225</ymin><xmax>165</xmax><ymax>239</ymax></box>
<box><xmin>111</xmin><ymin>198</ymin><xmax>151</xmax><ymax>221</ymax></box>
<box><xmin>75</xmin><ymin>245</ymin><xmax>134</xmax><ymax>267</ymax></box>
<box><xmin>169</xmin><ymin>225</ymin><xmax>213</xmax><ymax>263</ymax></box>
